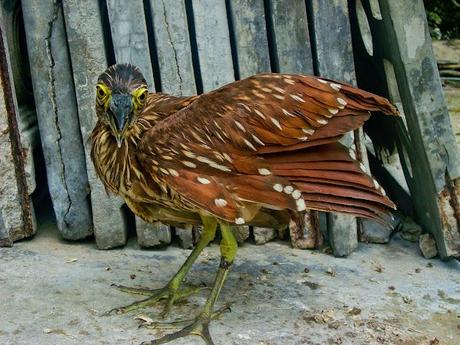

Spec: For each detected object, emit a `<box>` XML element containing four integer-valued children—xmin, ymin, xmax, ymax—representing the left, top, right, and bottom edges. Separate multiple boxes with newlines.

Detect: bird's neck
<box><xmin>91</xmin><ymin>109</ymin><xmax>159</xmax><ymax>194</ymax></box>
<box><xmin>91</xmin><ymin>92</ymin><xmax>196</xmax><ymax>194</ymax></box>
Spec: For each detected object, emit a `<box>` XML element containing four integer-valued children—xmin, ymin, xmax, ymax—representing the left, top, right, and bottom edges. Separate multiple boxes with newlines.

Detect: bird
<box><xmin>91</xmin><ymin>63</ymin><xmax>398</xmax><ymax>344</ymax></box>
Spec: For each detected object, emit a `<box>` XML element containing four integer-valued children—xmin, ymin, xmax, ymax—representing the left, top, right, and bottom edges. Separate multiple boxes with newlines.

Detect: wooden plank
<box><xmin>268</xmin><ymin>0</ymin><xmax>315</xmax><ymax>248</ymax></box>
<box><xmin>228</xmin><ymin>0</ymin><xmax>271</xmax><ymax>78</ymax></box>
<box><xmin>21</xmin><ymin>1</ymin><xmax>92</xmax><ymax>240</ymax></box>
<box><xmin>106</xmin><ymin>0</ymin><xmax>172</xmax><ymax>247</ymax></box>
<box><xmin>0</xmin><ymin>12</ymin><xmax>35</xmax><ymax>246</ymax></box>
<box><xmin>268</xmin><ymin>0</ymin><xmax>313</xmax><ymax>74</ymax></box>
<box><xmin>62</xmin><ymin>0</ymin><xmax>127</xmax><ymax>249</ymax></box>
<box><xmin>191</xmin><ymin>0</ymin><xmax>234</xmax><ymax>91</ymax></box>
<box><xmin>149</xmin><ymin>0</ymin><xmax>196</xmax><ymax>95</ymax></box>
<box><xmin>363</xmin><ymin>0</ymin><xmax>460</xmax><ymax>259</ymax></box>
<box><xmin>107</xmin><ymin>0</ymin><xmax>155</xmax><ymax>89</ymax></box>
<box><xmin>311</xmin><ymin>0</ymin><xmax>359</xmax><ymax>257</ymax></box>
<box><xmin>349</xmin><ymin>0</ymin><xmax>414</xmax><ymax>219</ymax></box>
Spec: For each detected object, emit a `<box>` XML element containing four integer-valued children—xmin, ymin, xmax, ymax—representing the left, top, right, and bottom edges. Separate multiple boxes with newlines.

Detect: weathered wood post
<box><xmin>63</xmin><ymin>0</ymin><xmax>127</xmax><ymax>249</ymax></box>
<box><xmin>149</xmin><ymin>0</ymin><xmax>197</xmax><ymax>96</ymax></box>
<box><xmin>310</xmin><ymin>0</ymin><xmax>367</xmax><ymax>256</ymax></box>
<box><xmin>227</xmin><ymin>0</ymin><xmax>271</xmax><ymax>79</ymax></box>
<box><xmin>0</xmin><ymin>9</ymin><xmax>36</xmax><ymax>246</ymax></box>
<box><xmin>21</xmin><ymin>0</ymin><xmax>92</xmax><ymax>240</ymax></box>
<box><xmin>191</xmin><ymin>0</ymin><xmax>234</xmax><ymax>91</ymax></box>
<box><xmin>351</xmin><ymin>0</ymin><xmax>460</xmax><ymax>259</ymax></box>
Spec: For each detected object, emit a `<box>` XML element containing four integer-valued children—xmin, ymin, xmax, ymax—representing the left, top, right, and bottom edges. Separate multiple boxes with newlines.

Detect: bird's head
<box><xmin>96</xmin><ymin>63</ymin><xmax>148</xmax><ymax>147</ymax></box>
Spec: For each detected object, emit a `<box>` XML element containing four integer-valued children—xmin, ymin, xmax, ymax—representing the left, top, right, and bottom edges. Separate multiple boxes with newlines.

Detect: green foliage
<box><xmin>424</xmin><ymin>0</ymin><xmax>460</xmax><ymax>39</ymax></box>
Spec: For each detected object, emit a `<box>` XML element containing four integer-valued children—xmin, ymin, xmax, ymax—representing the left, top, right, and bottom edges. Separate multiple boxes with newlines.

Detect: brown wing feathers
<box><xmin>138</xmin><ymin>73</ymin><xmax>398</xmax><ymax>225</ymax></box>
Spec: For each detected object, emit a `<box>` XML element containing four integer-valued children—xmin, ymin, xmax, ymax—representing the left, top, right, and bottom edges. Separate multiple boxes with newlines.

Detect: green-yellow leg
<box><xmin>107</xmin><ymin>216</ymin><xmax>217</xmax><ymax>317</ymax></box>
<box><xmin>141</xmin><ymin>221</ymin><xmax>238</xmax><ymax>345</ymax></box>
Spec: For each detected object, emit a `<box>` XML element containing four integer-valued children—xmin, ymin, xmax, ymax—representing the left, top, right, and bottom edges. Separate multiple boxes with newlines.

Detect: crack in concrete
<box><xmin>45</xmin><ymin>0</ymin><xmax>72</xmax><ymax>227</ymax></box>
<box><xmin>160</xmin><ymin>0</ymin><xmax>182</xmax><ymax>94</ymax></box>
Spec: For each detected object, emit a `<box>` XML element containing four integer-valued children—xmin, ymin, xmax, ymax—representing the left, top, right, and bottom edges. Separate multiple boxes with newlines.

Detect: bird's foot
<box><xmin>140</xmin><ymin>304</ymin><xmax>230</xmax><ymax>345</ymax></box>
<box><xmin>104</xmin><ymin>283</ymin><xmax>206</xmax><ymax>318</ymax></box>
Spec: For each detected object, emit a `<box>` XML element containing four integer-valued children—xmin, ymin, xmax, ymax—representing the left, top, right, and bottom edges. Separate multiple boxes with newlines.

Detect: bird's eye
<box><xmin>138</xmin><ymin>90</ymin><xmax>147</xmax><ymax>103</ymax></box>
<box><xmin>96</xmin><ymin>84</ymin><xmax>108</xmax><ymax>99</ymax></box>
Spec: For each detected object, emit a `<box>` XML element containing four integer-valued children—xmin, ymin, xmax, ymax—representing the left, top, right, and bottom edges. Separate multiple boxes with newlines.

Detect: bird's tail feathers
<box><xmin>265</xmin><ymin>142</ymin><xmax>396</xmax><ymax>225</ymax></box>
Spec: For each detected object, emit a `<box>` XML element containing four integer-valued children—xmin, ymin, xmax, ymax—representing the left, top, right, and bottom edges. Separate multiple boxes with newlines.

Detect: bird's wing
<box><xmin>138</xmin><ymin>73</ymin><xmax>397</xmax><ymax>223</ymax></box>
<box><xmin>143</xmin><ymin>93</ymin><xmax>198</xmax><ymax>120</ymax></box>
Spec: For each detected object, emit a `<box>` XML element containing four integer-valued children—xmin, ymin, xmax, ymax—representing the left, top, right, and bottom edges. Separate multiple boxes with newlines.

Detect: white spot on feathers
<box><xmin>234</xmin><ymin>120</ymin><xmax>246</xmax><ymax>132</ymax></box>
<box><xmin>258</xmin><ymin>168</ymin><xmax>271</xmax><ymax>176</ymax></box>
<box><xmin>328</xmin><ymin>108</ymin><xmax>339</xmax><ymax>115</ymax></box>
<box><xmin>282</xmin><ymin>109</ymin><xmax>295</xmax><ymax>117</ymax></box>
<box><xmin>254</xmin><ymin>109</ymin><xmax>266</xmax><ymax>119</ymax></box>
<box><xmin>318</xmin><ymin>79</ymin><xmax>328</xmax><ymax>84</ymax></box>
<box><xmin>252</xmin><ymin>134</ymin><xmax>265</xmax><ymax>146</ymax></box>
<box><xmin>271</xmin><ymin>117</ymin><xmax>282</xmax><ymax>130</ymax></box>
<box><xmin>183</xmin><ymin>150</ymin><xmax>196</xmax><ymax>159</ymax></box>
<box><xmin>244</xmin><ymin>139</ymin><xmax>257</xmax><ymax>151</ymax></box>
<box><xmin>214</xmin><ymin>198</ymin><xmax>228</xmax><ymax>207</ymax></box>
<box><xmin>284</xmin><ymin>185</ymin><xmax>294</xmax><ymax>194</ymax></box>
<box><xmin>222</xmin><ymin>153</ymin><xmax>233</xmax><ymax>162</ymax></box>
<box><xmin>290</xmin><ymin>94</ymin><xmax>305</xmax><ymax>103</ymax></box>
<box><xmin>197</xmin><ymin>156</ymin><xmax>231</xmax><ymax>172</ymax></box>
<box><xmin>182</xmin><ymin>161</ymin><xmax>197</xmax><ymax>168</ymax></box>
<box><xmin>292</xmin><ymin>190</ymin><xmax>302</xmax><ymax>200</ymax></box>
<box><xmin>296</xmin><ymin>198</ymin><xmax>306</xmax><ymax>211</ymax></box>
<box><xmin>317</xmin><ymin>118</ymin><xmax>328</xmax><ymax>125</ymax></box>
<box><xmin>337</xmin><ymin>97</ymin><xmax>347</xmax><ymax>106</ymax></box>
<box><xmin>168</xmin><ymin>169</ymin><xmax>179</xmax><ymax>176</ymax></box>
<box><xmin>197</xmin><ymin>177</ymin><xmax>211</xmax><ymax>184</ymax></box>
<box><xmin>302</xmin><ymin>128</ymin><xmax>315</xmax><ymax>135</ymax></box>
<box><xmin>237</xmin><ymin>103</ymin><xmax>251</xmax><ymax>112</ymax></box>
<box><xmin>373</xmin><ymin>179</ymin><xmax>380</xmax><ymax>189</ymax></box>
<box><xmin>330</xmin><ymin>83</ymin><xmax>342</xmax><ymax>91</ymax></box>
<box><xmin>273</xmin><ymin>183</ymin><xmax>283</xmax><ymax>192</ymax></box>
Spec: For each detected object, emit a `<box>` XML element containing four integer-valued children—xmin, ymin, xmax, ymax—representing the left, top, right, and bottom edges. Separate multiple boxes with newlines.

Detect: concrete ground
<box><xmin>1</xmin><ymin>212</ymin><xmax>459</xmax><ymax>345</ymax></box>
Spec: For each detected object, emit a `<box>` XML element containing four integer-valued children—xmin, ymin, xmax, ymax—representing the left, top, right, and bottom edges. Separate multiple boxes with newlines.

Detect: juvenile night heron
<box><xmin>91</xmin><ymin>63</ymin><xmax>397</xmax><ymax>344</ymax></box>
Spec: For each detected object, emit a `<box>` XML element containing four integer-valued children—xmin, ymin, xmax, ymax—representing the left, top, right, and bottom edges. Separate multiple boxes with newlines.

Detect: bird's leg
<box><xmin>141</xmin><ymin>222</ymin><xmax>237</xmax><ymax>345</ymax></box>
<box><xmin>107</xmin><ymin>216</ymin><xmax>217</xmax><ymax>317</ymax></box>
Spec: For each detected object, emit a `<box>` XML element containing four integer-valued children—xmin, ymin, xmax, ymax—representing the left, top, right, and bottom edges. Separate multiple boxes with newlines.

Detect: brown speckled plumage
<box><xmin>91</xmin><ymin>63</ymin><xmax>398</xmax><ymax>230</ymax></box>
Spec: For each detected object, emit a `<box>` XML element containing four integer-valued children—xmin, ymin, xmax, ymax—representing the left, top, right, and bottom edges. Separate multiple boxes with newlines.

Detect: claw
<box><xmin>103</xmin><ymin>283</ymin><xmax>206</xmax><ymax>318</ymax></box>
<box><xmin>160</xmin><ymin>285</ymin><xmax>209</xmax><ymax>318</ymax></box>
<box><xmin>111</xmin><ymin>284</ymin><xmax>157</xmax><ymax>296</ymax></box>
<box><xmin>141</xmin><ymin>304</ymin><xmax>231</xmax><ymax>330</ymax></box>
<box><xmin>140</xmin><ymin>313</ymin><xmax>215</xmax><ymax>345</ymax></box>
